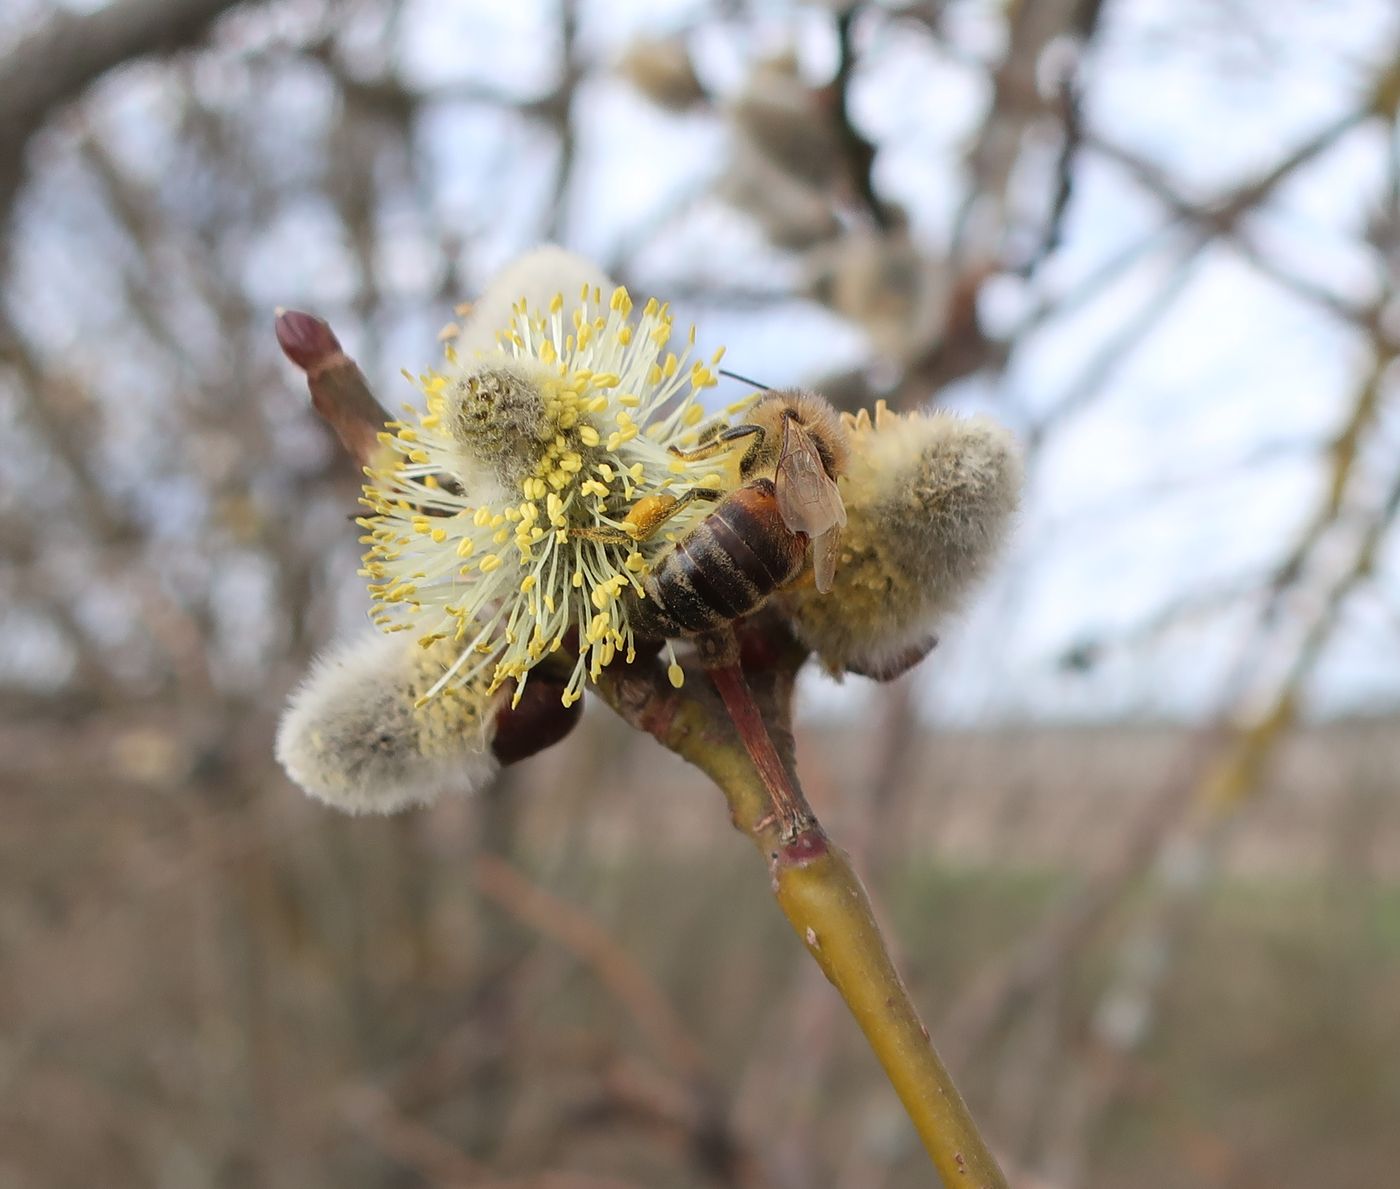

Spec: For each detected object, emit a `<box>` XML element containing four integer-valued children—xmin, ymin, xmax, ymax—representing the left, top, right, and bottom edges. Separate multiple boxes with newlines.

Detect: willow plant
<box><xmin>274</xmin><ymin>247</ymin><xmax>1020</xmax><ymax>1186</ymax></box>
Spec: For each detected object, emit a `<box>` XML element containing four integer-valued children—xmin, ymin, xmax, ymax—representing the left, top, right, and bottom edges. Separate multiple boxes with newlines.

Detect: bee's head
<box><xmin>737</xmin><ymin>389</ymin><xmax>850</xmax><ymax>480</ymax></box>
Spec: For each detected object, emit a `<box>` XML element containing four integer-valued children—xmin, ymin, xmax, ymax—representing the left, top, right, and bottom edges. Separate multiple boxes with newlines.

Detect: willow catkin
<box><xmin>276</xmin><ymin>631</ymin><xmax>502</xmax><ymax>814</ymax></box>
<box><xmin>780</xmin><ymin>403</ymin><xmax>1022</xmax><ymax>678</ymax></box>
<box><xmin>454</xmin><ymin>245</ymin><xmax>615</xmax><ymax>356</ymax></box>
<box><xmin>615</xmin><ymin>36</ymin><xmax>706</xmax><ymax>113</ymax></box>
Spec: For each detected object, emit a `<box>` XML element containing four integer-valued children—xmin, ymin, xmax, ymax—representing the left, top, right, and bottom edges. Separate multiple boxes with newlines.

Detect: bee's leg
<box><xmin>568</xmin><ymin>525</ymin><xmax>634</xmax><ymax>544</ymax></box>
<box><xmin>569</xmin><ymin>488</ymin><xmax>724</xmax><ymax>545</ymax></box>
<box><xmin>667</xmin><ymin>424</ymin><xmax>764</xmax><ymax>463</ymax></box>
<box><xmin>623</xmin><ymin>488</ymin><xmax>725</xmax><ymax>542</ymax></box>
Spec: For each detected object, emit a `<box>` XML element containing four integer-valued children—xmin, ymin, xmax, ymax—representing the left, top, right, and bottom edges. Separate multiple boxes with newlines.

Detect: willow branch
<box><xmin>0</xmin><ymin>0</ymin><xmax>244</xmax><ymax>225</ymax></box>
<box><xmin>593</xmin><ymin>628</ymin><xmax>1008</xmax><ymax>1188</ymax></box>
<box><xmin>277</xmin><ymin>313</ymin><xmax>1005</xmax><ymax>1183</ymax></box>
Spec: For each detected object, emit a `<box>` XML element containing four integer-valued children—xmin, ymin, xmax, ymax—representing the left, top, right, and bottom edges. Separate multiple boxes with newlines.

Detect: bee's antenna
<box><xmin>718</xmin><ymin>368</ymin><xmax>771</xmax><ymax>391</ymax></box>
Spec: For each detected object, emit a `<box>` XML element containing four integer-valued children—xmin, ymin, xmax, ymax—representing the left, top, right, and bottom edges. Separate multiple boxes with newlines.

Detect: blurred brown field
<box><xmin>3</xmin><ymin>1</ymin><xmax>1400</xmax><ymax>1186</ymax></box>
<box><xmin>6</xmin><ymin>711</ymin><xmax>1400</xmax><ymax>1187</ymax></box>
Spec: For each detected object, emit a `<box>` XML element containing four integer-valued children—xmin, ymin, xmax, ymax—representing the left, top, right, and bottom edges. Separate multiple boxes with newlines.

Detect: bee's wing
<box><xmin>812</xmin><ymin>526</ymin><xmax>842</xmax><ymax>594</ymax></box>
<box><xmin>775</xmin><ymin>418</ymin><xmax>847</xmax><ymax>538</ymax></box>
<box><xmin>775</xmin><ymin>418</ymin><xmax>847</xmax><ymax>595</ymax></box>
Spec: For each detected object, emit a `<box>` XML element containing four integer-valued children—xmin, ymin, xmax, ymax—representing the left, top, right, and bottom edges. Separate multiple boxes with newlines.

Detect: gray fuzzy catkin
<box><xmin>454</xmin><ymin>245</ymin><xmax>616</xmax><ymax>357</ymax></box>
<box><xmin>444</xmin><ymin>247</ymin><xmax>619</xmax><ymax>488</ymax></box>
<box><xmin>780</xmin><ymin>403</ymin><xmax>1022</xmax><ymax>677</ymax></box>
<box><xmin>447</xmin><ymin>358</ymin><xmax>558</xmax><ymax>486</ymax></box>
<box><xmin>275</xmin><ymin>631</ymin><xmax>501</xmax><ymax>814</ymax></box>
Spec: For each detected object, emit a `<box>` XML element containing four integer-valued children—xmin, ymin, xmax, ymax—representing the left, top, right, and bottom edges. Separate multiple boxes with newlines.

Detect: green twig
<box><xmin>595</xmin><ymin>623</ymin><xmax>1007</xmax><ymax>1187</ymax></box>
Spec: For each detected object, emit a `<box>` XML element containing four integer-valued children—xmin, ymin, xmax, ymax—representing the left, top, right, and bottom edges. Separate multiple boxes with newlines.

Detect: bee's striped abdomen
<box><xmin>645</xmin><ymin>480</ymin><xmax>806</xmax><ymax>635</ymax></box>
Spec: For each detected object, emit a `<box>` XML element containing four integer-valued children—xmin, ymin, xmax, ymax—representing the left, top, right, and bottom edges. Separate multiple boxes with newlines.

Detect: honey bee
<box><xmin>603</xmin><ymin>389</ymin><xmax>850</xmax><ymax>637</ymax></box>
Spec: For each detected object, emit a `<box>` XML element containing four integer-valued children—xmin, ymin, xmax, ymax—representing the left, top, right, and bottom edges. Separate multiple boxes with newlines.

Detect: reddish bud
<box><xmin>491</xmin><ymin>678</ymin><xmax>582</xmax><ymax>764</ymax></box>
<box><xmin>274</xmin><ymin>309</ymin><xmax>391</xmax><ymax>467</ymax></box>
<box><xmin>275</xmin><ymin>309</ymin><xmax>343</xmax><ymax>374</ymax></box>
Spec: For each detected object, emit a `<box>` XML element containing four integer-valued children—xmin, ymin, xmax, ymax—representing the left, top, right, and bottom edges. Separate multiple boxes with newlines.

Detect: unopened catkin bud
<box><xmin>616</xmin><ymin>36</ymin><xmax>706</xmax><ymax>113</ymax></box>
<box><xmin>780</xmin><ymin>403</ymin><xmax>1022</xmax><ymax>678</ymax></box>
<box><xmin>803</xmin><ymin>232</ymin><xmax>948</xmax><ymax>367</ymax></box>
<box><xmin>276</xmin><ymin>632</ymin><xmax>503</xmax><ymax>814</ymax></box>
<box><xmin>718</xmin><ymin>140</ymin><xmax>840</xmax><ymax>250</ymax></box>
<box><xmin>728</xmin><ymin>59</ymin><xmax>839</xmax><ymax>190</ymax></box>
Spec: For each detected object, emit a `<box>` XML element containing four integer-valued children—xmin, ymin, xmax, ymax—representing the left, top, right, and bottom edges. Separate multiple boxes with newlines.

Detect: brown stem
<box><xmin>699</xmin><ymin>629</ymin><xmax>813</xmax><ymax>840</ymax></box>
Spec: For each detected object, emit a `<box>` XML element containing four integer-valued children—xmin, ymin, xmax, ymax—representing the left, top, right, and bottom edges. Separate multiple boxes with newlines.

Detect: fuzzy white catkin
<box><xmin>455</xmin><ymin>245</ymin><xmax>617</xmax><ymax>357</ymax></box>
<box><xmin>275</xmin><ymin>631</ymin><xmax>501</xmax><ymax>815</ymax></box>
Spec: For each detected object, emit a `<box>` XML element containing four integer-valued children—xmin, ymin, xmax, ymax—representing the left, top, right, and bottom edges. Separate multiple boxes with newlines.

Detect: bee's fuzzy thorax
<box><xmin>742</xmin><ymin>388</ymin><xmax>851</xmax><ymax>480</ymax></box>
<box><xmin>780</xmin><ymin>402</ymin><xmax>1022</xmax><ymax>677</ymax></box>
<box><xmin>275</xmin><ymin>631</ymin><xmax>502</xmax><ymax>814</ymax></box>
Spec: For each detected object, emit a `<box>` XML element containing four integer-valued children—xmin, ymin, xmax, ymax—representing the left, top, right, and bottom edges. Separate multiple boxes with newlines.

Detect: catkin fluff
<box><xmin>780</xmin><ymin>402</ymin><xmax>1022</xmax><ymax>677</ymax></box>
<box><xmin>276</xmin><ymin>631</ymin><xmax>503</xmax><ymax>814</ymax></box>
